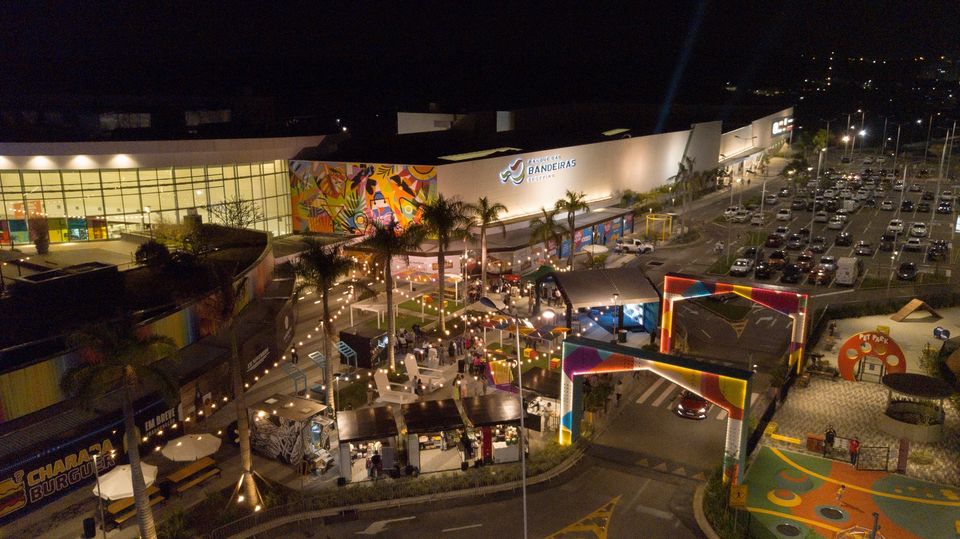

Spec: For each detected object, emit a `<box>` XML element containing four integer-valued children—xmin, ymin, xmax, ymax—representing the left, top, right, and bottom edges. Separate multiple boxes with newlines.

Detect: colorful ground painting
<box><xmin>744</xmin><ymin>446</ymin><xmax>960</xmax><ymax>538</ymax></box>
<box><xmin>289</xmin><ymin>160</ymin><xmax>437</xmax><ymax>234</ymax></box>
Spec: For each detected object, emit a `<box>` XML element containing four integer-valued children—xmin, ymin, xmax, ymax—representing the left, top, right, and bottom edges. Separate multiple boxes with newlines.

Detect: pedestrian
<box><xmin>290</xmin><ymin>347</ymin><xmax>299</xmax><ymax>365</ymax></box>
<box><xmin>829</xmin><ymin>321</ymin><xmax>837</xmax><ymax>337</ymax></box>
<box><xmin>849</xmin><ymin>437</ymin><xmax>860</xmax><ymax>466</ymax></box>
<box><xmin>615</xmin><ymin>379</ymin><xmax>624</xmax><ymax>406</ymax></box>
<box><xmin>372</xmin><ymin>452</ymin><xmax>382</xmax><ymax>479</ymax></box>
<box><xmin>824</xmin><ymin>425</ymin><xmax>836</xmax><ymax>456</ymax></box>
<box><xmin>448</xmin><ymin>340</ymin><xmax>457</xmax><ymax>362</ymax></box>
<box><xmin>835</xmin><ymin>484</ymin><xmax>845</xmax><ymax>504</ymax></box>
<box><xmin>366</xmin><ymin>457</ymin><xmax>374</xmax><ymax>479</ymax></box>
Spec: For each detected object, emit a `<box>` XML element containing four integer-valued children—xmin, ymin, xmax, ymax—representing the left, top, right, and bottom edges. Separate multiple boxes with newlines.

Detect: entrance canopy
<box><xmin>461</xmin><ymin>393</ymin><xmax>523</xmax><ymax>427</ymax></box>
<box><xmin>251</xmin><ymin>394</ymin><xmax>328</xmax><ymax>422</ymax></box>
<box><xmin>337</xmin><ymin>406</ymin><xmax>399</xmax><ymax>443</ymax></box>
<box><xmin>401</xmin><ymin>399</ymin><xmax>465</xmax><ymax>434</ymax></box>
<box><xmin>550</xmin><ymin>267</ymin><xmax>660</xmax><ymax>310</ymax></box>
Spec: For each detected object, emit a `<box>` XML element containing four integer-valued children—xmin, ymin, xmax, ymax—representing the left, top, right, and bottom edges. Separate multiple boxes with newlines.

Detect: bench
<box><xmin>113</xmin><ymin>494</ymin><xmax>165</xmax><ymax>526</ymax></box>
<box><xmin>175</xmin><ymin>466</ymin><xmax>221</xmax><ymax>494</ymax></box>
<box><xmin>167</xmin><ymin>456</ymin><xmax>216</xmax><ymax>483</ymax></box>
<box><xmin>106</xmin><ymin>485</ymin><xmax>159</xmax><ymax>516</ymax></box>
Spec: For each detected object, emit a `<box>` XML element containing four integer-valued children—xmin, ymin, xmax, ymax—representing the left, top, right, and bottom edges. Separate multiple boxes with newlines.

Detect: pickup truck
<box><xmin>615</xmin><ymin>238</ymin><xmax>655</xmax><ymax>254</ymax></box>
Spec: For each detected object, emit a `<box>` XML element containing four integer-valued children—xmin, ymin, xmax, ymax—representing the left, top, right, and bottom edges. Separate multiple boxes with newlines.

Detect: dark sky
<box><xmin>0</xmin><ymin>1</ymin><xmax>956</xmax><ymax>113</ymax></box>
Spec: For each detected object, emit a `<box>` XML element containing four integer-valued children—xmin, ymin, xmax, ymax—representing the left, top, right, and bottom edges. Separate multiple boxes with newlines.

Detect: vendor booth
<box><xmin>336</xmin><ymin>406</ymin><xmax>401</xmax><ymax>482</ymax></box>
<box><xmin>515</xmin><ymin>366</ymin><xmax>561</xmax><ymax>432</ymax></box>
<box><xmin>460</xmin><ymin>393</ymin><xmax>524</xmax><ymax>464</ymax></box>
<box><xmin>249</xmin><ymin>394</ymin><xmax>335</xmax><ymax>473</ymax></box>
<box><xmin>401</xmin><ymin>399</ymin><xmax>468</xmax><ymax>473</ymax></box>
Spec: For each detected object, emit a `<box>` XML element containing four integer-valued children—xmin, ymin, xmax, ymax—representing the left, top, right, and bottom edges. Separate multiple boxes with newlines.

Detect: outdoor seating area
<box><xmin>107</xmin><ymin>485</ymin><xmax>164</xmax><ymax>528</ymax></box>
<box><xmin>166</xmin><ymin>456</ymin><xmax>222</xmax><ymax>496</ymax></box>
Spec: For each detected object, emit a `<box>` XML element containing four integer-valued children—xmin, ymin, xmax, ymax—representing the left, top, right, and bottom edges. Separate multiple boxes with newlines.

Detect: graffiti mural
<box><xmin>289</xmin><ymin>161</ymin><xmax>438</xmax><ymax>234</ymax></box>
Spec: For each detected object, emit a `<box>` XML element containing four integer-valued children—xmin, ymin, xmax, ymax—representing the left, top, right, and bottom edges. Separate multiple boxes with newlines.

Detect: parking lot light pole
<box><xmin>90</xmin><ymin>450</ymin><xmax>107</xmax><ymax>539</ymax></box>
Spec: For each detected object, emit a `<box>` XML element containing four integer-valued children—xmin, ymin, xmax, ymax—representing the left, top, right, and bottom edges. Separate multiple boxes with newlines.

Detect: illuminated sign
<box><xmin>837</xmin><ymin>330</ymin><xmax>906</xmax><ymax>381</ymax></box>
<box><xmin>499</xmin><ymin>154</ymin><xmax>577</xmax><ymax>186</ymax></box>
<box><xmin>772</xmin><ymin>117</ymin><xmax>794</xmax><ymax>136</ymax></box>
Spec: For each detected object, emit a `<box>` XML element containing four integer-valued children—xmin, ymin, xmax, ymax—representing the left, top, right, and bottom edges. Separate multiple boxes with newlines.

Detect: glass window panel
<box><xmin>236</xmin><ymin>164</ymin><xmax>251</xmax><ymax>177</ymax></box>
<box><xmin>119</xmin><ymin>169</ymin><xmax>138</xmax><ymax>186</ymax></box>
<box><xmin>1</xmin><ymin>172</ymin><xmax>22</xmax><ymax>190</ymax></box>
<box><xmin>22</xmin><ymin>172</ymin><xmax>40</xmax><ymax>188</ymax></box>
<box><xmin>100</xmin><ymin>170</ymin><xmax>120</xmax><ymax>189</ymax></box>
<box><xmin>122</xmin><ymin>194</ymin><xmax>141</xmax><ymax>213</ymax></box>
<box><xmin>222</xmin><ymin>165</ymin><xmax>235</xmax><ymax>179</ymax></box>
<box><xmin>237</xmin><ymin>178</ymin><xmax>253</xmax><ymax>199</ymax></box>
<box><xmin>191</xmin><ymin>167</ymin><xmax>204</xmax><ymax>178</ymax></box>
<box><xmin>41</xmin><ymin>171</ymin><xmax>61</xmax><ymax>189</ymax></box>
<box><xmin>103</xmin><ymin>195</ymin><xmax>124</xmax><ymax>215</ymax></box>
<box><xmin>176</xmin><ymin>188</ymin><xmax>195</xmax><ymax>208</ymax></box>
<box><xmin>206</xmin><ymin>165</ymin><xmax>223</xmax><ymax>179</ymax></box>
<box><xmin>207</xmin><ymin>185</ymin><xmax>225</xmax><ymax>206</ymax></box>
<box><xmin>139</xmin><ymin>168</ymin><xmax>158</xmax><ymax>183</ymax></box>
<box><xmin>262</xmin><ymin>173</ymin><xmax>278</xmax><ymax>198</ymax></box>
<box><xmin>251</xmin><ymin>175</ymin><xmax>264</xmax><ymax>200</ymax></box>
<box><xmin>158</xmin><ymin>191</ymin><xmax>176</xmax><ymax>211</ymax></box>
<box><xmin>140</xmin><ymin>192</ymin><xmax>160</xmax><ymax>213</ymax></box>
<box><xmin>62</xmin><ymin>171</ymin><xmax>81</xmax><ymax>192</ymax></box>
<box><xmin>262</xmin><ymin>161</ymin><xmax>275</xmax><ymax>173</ymax></box>
<box><xmin>44</xmin><ymin>194</ymin><xmax>67</xmax><ymax>217</ymax></box>
<box><xmin>81</xmin><ymin>170</ymin><xmax>101</xmax><ymax>188</ymax></box>
<box><xmin>65</xmin><ymin>197</ymin><xmax>86</xmax><ymax>218</ymax></box>
<box><xmin>84</xmin><ymin>195</ymin><xmax>105</xmax><ymax>216</ymax></box>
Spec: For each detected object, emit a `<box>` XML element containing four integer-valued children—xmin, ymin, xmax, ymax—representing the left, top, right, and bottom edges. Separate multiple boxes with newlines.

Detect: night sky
<box><xmin>0</xmin><ymin>2</ymin><xmax>956</xmax><ymax>113</ymax></box>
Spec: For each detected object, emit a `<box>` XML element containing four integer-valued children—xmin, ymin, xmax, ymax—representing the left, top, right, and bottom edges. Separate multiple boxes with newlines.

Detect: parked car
<box><xmin>879</xmin><ymin>232</ymin><xmax>896</xmax><ymax>252</ymax></box>
<box><xmin>909</xmin><ymin>183</ymin><xmax>923</xmax><ymax>192</ymax></box>
<box><xmin>764</xmin><ymin>234</ymin><xmax>783</xmax><ymax>248</ymax></box>
<box><xmin>835</xmin><ymin>232</ymin><xmax>853</xmax><ymax>246</ymax></box>
<box><xmin>774</xmin><ymin>226</ymin><xmax>790</xmax><ymax>238</ymax></box>
<box><xmin>791</xmin><ymin>199</ymin><xmax>807</xmax><ymax>210</ymax></box>
<box><xmin>834</xmin><ymin>208</ymin><xmax>850</xmax><ymax>222</ymax></box>
<box><xmin>937</xmin><ymin>201</ymin><xmax>953</xmax><ymax>214</ymax></box>
<box><xmin>917</xmin><ymin>202</ymin><xmax>931</xmax><ymax>213</ymax></box>
<box><xmin>928</xmin><ymin>243</ymin><xmax>948</xmax><ymax>261</ymax></box>
<box><xmin>819</xmin><ymin>255</ymin><xmax>838</xmax><ymax>271</ymax></box>
<box><xmin>880</xmin><ymin>200</ymin><xmax>894</xmax><ymax>211</ymax></box>
<box><xmin>809</xmin><ymin>264</ymin><xmax>835</xmax><ymax>285</ymax></box>
<box><xmin>903</xmin><ymin>238</ymin><xmax>925</xmax><ymax>252</ymax></box>
<box><xmin>886</xmin><ymin>219</ymin><xmax>904</xmax><ymax>234</ymax></box>
<box><xmin>922</xmin><ymin>190</ymin><xmax>935</xmax><ymax>201</ymax></box>
<box><xmin>778</xmin><ymin>187</ymin><xmax>790</xmax><ymax>197</ymax></box>
<box><xmin>909</xmin><ymin>222</ymin><xmax>928</xmax><ymax>238</ymax></box>
<box><xmin>676</xmin><ymin>391</ymin><xmax>711</xmax><ymax>420</ymax></box>
<box><xmin>853</xmin><ymin>241</ymin><xmax>874</xmax><ymax>256</ymax></box>
<box><xmin>617</xmin><ymin>238</ymin><xmax>655</xmax><ymax>253</ymax></box>
<box><xmin>786</xmin><ymin>234</ymin><xmax>806</xmax><ymax>250</ymax></box>
<box><xmin>797</xmin><ymin>227</ymin><xmax>810</xmax><ymax>237</ymax></box>
<box><xmin>779</xmin><ymin>264</ymin><xmax>803</xmax><ymax>284</ymax></box>
<box><xmin>764</xmin><ymin>194</ymin><xmax>779</xmax><ymax>205</ymax></box>
<box><xmin>901</xmin><ymin>199</ymin><xmax>914</xmax><ymax>212</ymax></box>
<box><xmin>809</xmin><ymin>236</ymin><xmax>828</xmax><ymax>253</ymax></box>
<box><xmin>740</xmin><ymin>246</ymin><xmax>764</xmax><ymax>262</ymax></box>
<box><xmin>796</xmin><ymin>252</ymin><xmax>815</xmax><ymax>272</ymax></box>
<box><xmin>941</xmin><ymin>190</ymin><xmax>954</xmax><ymax>201</ymax></box>
<box><xmin>813</xmin><ymin>211</ymin><xmax>829</xmax><ymax>223</ymax></box>
<box><xmin>827</xmin><ymin>216</ymin><xmax>845</xmax><ymax>230</ymax></box>
<box><xmin>753</xmin><ymin>261</ymin><xmax>774</xmax><ymax>279</ymax></box>
<box><xmin>896</xmin><ymin>262</ymin><xmax>918</xmax><ymax>281</ymax></box>
<box><xmin>750</xmin><ymin>214</ymin><xmax>765</xmax><ymax>226</ymax></box>
<box><xmin>729</xmin><ymin>258</ymin><xmax>755</xmax><ymax>277</ymax></box>
<box><xmin>768</xmin><ymin>250</ymin><xmax>790</xmax><ymax>269</ymax></box>
<box><xmin>776</xmin><ymin>208</ymin><xmax>792</xmax><ymax>221</ymax></box>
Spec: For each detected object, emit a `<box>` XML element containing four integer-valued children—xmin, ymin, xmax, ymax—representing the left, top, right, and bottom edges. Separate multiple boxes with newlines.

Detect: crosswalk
<box><xmin>635</xmin><ymin>378</ymin><xmax>760</xmax><ymax>421</ymax></box>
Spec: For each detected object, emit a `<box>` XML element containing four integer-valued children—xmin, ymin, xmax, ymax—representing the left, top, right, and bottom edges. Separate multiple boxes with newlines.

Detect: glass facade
<box><xmin>0</xmin><ymin>159</ymin><xmax>291</xmax><ymax>244</ymax></box>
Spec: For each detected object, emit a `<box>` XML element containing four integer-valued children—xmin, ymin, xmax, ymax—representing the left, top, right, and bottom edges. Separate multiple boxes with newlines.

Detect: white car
<box><xmin>776</xmin><ymin>208</ymin><xmax>792</xmax><ymax>221</ymax></box>
<box><xmin>774</xmin><ymin>226</ymin><xmax>790</xmax><ymax>238</ymax></box>
<box><xmin>724</xmin><ymin>206</ymin><xmax>741</xmax><ymax>220</ymax></box>
<box><xmin>909</xmin><ymin>222</ymin><xmax>928</xmax><ymax>237</ymax></box>
<box><xmin>729</xmin><ymin>258</ymin><xmax>755</xmax><ymax>277</ymax></box>
<box><xmin>940</xmin><ymin>190</ymin><xmax>954</xmax><ymax>201</ymax></box>
<box><xmin>750</xmin><ymin>214</ymin><xmax>765</xmax><ymax>226</ymax></box>
<box><xmin>893</xmin><ymin>182</ymin><xmax>904</xmax><ymax>192</ymax></box>
<box><xmin>813</xmin><ymin>211</ymin><xmax>829</xmax><ymax>223</ymax></box>
<box><xmin>732</xmin><ymin>209</ymin><xmax>752</xmax><ymax>223</ymax></box>
<box><xmin>827</xmin><ymin>216</ymin><xmax>844</xmax><ymax>230</ymax></box>
<box><xmin>834</xmin><ymin>209</ymin><xmax>850</xmax><ymax>222</ymax></box>
<box><xmin>764</xmin><ymin>194</ymin><xmax>779</xmax><ymax>205</ymax></box>
<box><xmin>880</xmin><ymin>200</ymin><xmax>894</xmax><ymax>210</ymax></box>
<box><xmin>887</xmin><ymin>219</ymin><xmax>904</xmax><ymax>234</ymax></box>
<box><xmin>903</xmin><ymin>238</ymin><xmax>925</xmax><ymax>252</ymax></box>
<box><xmin>618</xmin><ymin>238</ymin><xmax>656</xmax><ymax>254</ymax></box>
<box><xmin>863</xmin><ymin>157</ymin><xmax>874</xmax><ymax>164</ymax></box>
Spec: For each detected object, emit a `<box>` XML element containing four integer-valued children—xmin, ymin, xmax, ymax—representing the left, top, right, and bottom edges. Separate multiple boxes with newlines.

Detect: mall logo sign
<box><xmin>499</xmin><ymin>155</ymin><xmax>576</xmax><ymax>186</ymax></box>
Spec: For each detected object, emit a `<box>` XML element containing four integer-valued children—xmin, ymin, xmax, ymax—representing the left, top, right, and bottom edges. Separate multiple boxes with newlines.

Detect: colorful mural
<box><xmin>289</xmin><ymin>161</ymin><xmax>438</xmax><ymax>235</ymax></box>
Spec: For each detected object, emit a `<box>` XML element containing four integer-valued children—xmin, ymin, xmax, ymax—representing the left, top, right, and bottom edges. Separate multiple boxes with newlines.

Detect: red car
<box><xmin>676</xmin><ymin>391</ymin><xmax>711</xmax><ymax>420</ymax></box>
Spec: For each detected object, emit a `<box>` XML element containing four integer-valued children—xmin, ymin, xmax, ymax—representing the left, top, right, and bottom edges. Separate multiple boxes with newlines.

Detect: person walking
<box><xmin>615</xmin><ymin>379</ymin><xmax>624</xmax><ymax>406</ymax></box>
<box><xmin>290</xmin><ymin>347</ymin><xmax>299</xmax><ymax>365</ymax></box>
<box><xmin>849</xmin><ymin>437</ymin><xmax>860</xmax><ymax>466</ymax></box>
<box><xmin>448</xmin><ymin>340</ymin><xmax>457</xmax><ymax>363</ymax></box>
<box><xmin>824</xmin><ymin>425</ymin><xmax>836</xmax><ymax>457</ymax></box>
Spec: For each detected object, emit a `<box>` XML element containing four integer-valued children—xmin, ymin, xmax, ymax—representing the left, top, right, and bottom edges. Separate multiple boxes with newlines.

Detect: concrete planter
<box><xmin>878</xmin><ymin>413</ymin><xmax>944</xmax><ymax>443</ymax></box>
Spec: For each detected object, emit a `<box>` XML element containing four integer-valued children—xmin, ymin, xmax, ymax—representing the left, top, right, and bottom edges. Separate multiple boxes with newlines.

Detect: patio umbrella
<box><xmin>92</xmin><ymin>463</ymin><xmax>158</xmax><ymax>501</ymax></box>
<box><xmin>551</xmin><ymin>327</ymin><xmax>571</xmax><ymax>335</ymax></box>
<box><xmin>161</xmin><ymin>433</ymin><xmax>222</xmax><ymax>462</ymax></box>
<box><xmin>580</xmin><ymin>244</ymin><xmax>608</xmax><ymax>255</ymax></box>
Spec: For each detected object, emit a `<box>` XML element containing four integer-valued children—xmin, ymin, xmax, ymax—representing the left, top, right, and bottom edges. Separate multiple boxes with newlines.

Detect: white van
<box><xmin>835</xmin><ymin>257</ymin><xmax>863</xmax><ymax>286</ymax></box>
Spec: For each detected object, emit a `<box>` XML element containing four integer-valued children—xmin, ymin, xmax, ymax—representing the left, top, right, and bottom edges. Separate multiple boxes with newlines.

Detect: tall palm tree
<box><xmin>670</xmin><ymin>156</ymin><xmax>695</xmax><ymax>233</ymax></box>
<box><xmin>359</xmin><ymin>220</ymin><xmax>425</xmax><ymax>370</ymax></box>
<box><xmin>464</xmin><ymin>197</ymin><xmax>508</xmax><ymax>297</ymax></box>
<box><xmin>418</xmin><ymin>195</ymin><xmax>470</xmax><ymax>334</ymax></box>
<box><xmin>61</xmin><ymin>318</ymin><xmax>178</xmax><ymax>539</ymax></box>
<box><xmin>294</xmin><ymin>239</ymin><xmax>353</xmax><ymax>409</ymax></box>
<box><xmin>529</xmin><ymin>207</ymin><xmax>567</xmax><ymax>260</ymax></box>
<box><xmin>208</xmin><ymin>264</ymin><xmax>258</xmax><ymax>508</ymax></box>
<box><xmin>554</xmin><ymin>190</ymin><xmax>590</xmax><ymax>268</ymax></box>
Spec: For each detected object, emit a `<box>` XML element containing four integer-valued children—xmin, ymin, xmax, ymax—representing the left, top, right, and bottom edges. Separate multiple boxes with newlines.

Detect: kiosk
<box><xmin>249</xmin><ymin>394</ymin><xmax>334</xmax><ymax>472</ymax></box>
<box><xmin>460</xmin><ymin>393</ymin><xmax>524</xmax><ymax>464</ymax></box>
<box><xmin>401</xmin><ymin>399</ymin><xmax>467</xmax><ymax>472</ymax></box>
<box><xmin>336</xmin><ymin>406</ymin><xmax>401</xmax><ymax>482</ymax></box>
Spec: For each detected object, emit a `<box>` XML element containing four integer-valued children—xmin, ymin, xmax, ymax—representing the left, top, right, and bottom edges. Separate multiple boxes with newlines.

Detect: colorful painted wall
<box><xmin>289</xmin><ymin>161</ymin><xmax>438</xmax><ymax>235</ymax></box>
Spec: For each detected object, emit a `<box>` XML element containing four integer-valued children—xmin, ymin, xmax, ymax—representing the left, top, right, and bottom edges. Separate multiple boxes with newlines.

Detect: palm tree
<box><xmin>359</xmin><ymin>220</ymin><xmax>425</xmax><ymax>370</ymax></box>
<box><xmin>529</xmin><ymin>207</ymin><xmax>567</xmax><ymax>260</ymax></box>
<box><xmin>670</xmin><ymin>156</ymin><xmax>695</xmax><ymax>233</ymax></box>
<box><xmin>464</xmin><ymin>197</ymin><xmax>508</xmax><ymax>298</ymax></box>
<box><xmin>554</xmin><ymin>190</ymin><xmax>590</xmax><ymax>268</ymax></box>
<box><xmin>208</xmin><ymin>264</ymin><xmax>258</xmax><ymax>508</ymax></box>
<box><xmin>61</xmin><ymin>317</ymin><xmax>178</xmax><ymax>539</ymax></box>
<box><xmin>418</xmin><ymin>195</ymin><xmax>470</xmax><ymax>334</ymax></box>
<box><xmin>294</xmin><ymin>239</ymin><xmax>353</xmax><ymax>409</ymax></box>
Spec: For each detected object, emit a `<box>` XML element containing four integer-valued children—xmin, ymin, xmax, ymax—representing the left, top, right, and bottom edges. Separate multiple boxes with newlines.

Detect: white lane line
<box><xmin>442</xmin><ymin>524</ymin><xmax>483</xmax><ymax>533</ymax></box>
<box><xmin>651</xmin><ymin>383</ymin><xmax>678</xmax><ymax>407</ymax></box>
<box><xmin>636</xmin><ymin>377</ymin><xmax>666</xmax><ymax>405</ymax></box>
<box><xmin>715</xmin><ymin>408</ymin><xmax>728</xmax><ymax>420</ymax></box>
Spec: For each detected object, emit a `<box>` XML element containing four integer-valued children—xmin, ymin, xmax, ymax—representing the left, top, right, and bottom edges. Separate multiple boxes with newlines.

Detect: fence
<box><xmin>856</xmin><ymin>445</ymin><xmax>891</xmax><ymax>472</ymax></box>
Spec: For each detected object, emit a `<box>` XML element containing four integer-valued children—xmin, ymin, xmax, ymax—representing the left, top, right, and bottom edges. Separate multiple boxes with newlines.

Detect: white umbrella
<box><xmin>161</xmin><ymin>433</ymin><xmax>222</xmax><ymax>462</ymax></box>
<box><xmin>92</xmin><ymin>463</ymin><xmax>158</xmax><ymax>501</ymax></box>
<box><xmin>580</xmin><ymin>244</ymin><xmax>608</xmax><ymax>255</ymax></box>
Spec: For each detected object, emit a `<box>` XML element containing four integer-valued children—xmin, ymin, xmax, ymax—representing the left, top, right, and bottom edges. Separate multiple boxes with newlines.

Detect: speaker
<box><xmin>83</xmin><ymin>517</ymin><xmax>96</xmax><ymax>538</ymax></box>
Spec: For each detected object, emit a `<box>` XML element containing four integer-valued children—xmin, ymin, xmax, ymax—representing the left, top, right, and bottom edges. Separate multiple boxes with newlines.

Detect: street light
<box><xmin>479</xmin><ymin>296</ymin><xmax>530</xmax><ymax>539</ymax></box>
<box><xmin>90</xmin><ymin>449</ymin><xmax>108</xmax><ymax>539</ymax></box>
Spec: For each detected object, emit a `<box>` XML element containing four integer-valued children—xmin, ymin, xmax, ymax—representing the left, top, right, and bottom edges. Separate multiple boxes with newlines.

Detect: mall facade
<box><xmin>0</xmin><ymin>135</ymin><xmax>324</xmax><ymax>245</ymax></box>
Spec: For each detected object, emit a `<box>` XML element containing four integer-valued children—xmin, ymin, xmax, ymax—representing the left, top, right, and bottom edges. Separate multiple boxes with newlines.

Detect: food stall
<box><xmin>336</xmin><ymin>406</ymin><xmax>401</xmax><ymax>482</ymax></box>
<box><xmin>460</xmin><ymin>393</ymin><xmax>524</xmax><ymax>464</ymax></box>
<box><xmin>401</xmin><ymin>399</ymin><xmax>468</xmax><ymax>473</ymax></box>
<box><xmin>515</xmin><ymin>366</ymin><xmax>561</xmax><ymax>432</ymax></box>
<box><xmin>249</xmin><ymin>394</ymin><xmax>335</xmax><ymax>473</ymax></box>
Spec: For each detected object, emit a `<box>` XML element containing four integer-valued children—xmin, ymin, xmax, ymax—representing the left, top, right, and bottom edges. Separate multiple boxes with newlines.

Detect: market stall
<box><xmin>401</xmin><ymin>398</ymin><xmax>468</xmax><ymax>473</ymax></box>
<box><xmin>249</xmin><ymin>394</ymin><xmax>335</xmax><ymax>474</ymax></box>
<box><xmin>460</xmin><ymin>393</ymin><xmax>524</xmax><ymax>464</ymax></box>
<box><xmin>336</xmin><ymin>406</ymin><xmax>401</xmax><ymax>482</ymax></box>
<box><xmin>514</xmin><ymin>366</ymin><xmax>561</xmax><ymax>432</ymax></box>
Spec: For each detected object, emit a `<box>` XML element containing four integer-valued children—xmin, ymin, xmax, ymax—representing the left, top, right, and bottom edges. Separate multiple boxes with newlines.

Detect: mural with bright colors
<box><xmin>559</xmin><ymin>338</ymin><xmax>752</xmax><ymax>483</ymax></box>
<box><xmin>289</xmin><ymin>161</ymin><xmax>438</xmax><ymax>235</ymax></box>
<box><xmin>836</xmin><ymin>331</ymin><xmax>906</xmax><ymax>381</ymax></box>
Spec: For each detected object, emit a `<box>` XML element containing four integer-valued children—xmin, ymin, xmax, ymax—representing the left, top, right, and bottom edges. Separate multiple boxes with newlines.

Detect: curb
<box><xmin>222</xmin><ymin>444</ymin><xmax>589</xmax><ymax>538</ymax></box>
<box><xmin>693</xmin><ymin>483</ymin><xmax>722</xmax><ymax>539</ymax></box>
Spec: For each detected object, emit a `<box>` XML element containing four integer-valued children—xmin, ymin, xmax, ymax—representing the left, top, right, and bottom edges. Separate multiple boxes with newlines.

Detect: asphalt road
<box><xmin>306</xmin><ymin>375</ymin><xmax>709</xmax><ymax>538</ymax></box>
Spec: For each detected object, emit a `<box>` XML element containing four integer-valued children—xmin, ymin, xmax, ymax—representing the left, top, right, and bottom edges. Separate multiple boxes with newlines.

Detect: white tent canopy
<box><xmin>161</xmin><ymin>433</ymin><xmax>221</xmax><ymax>462</ymax></box>
<box><xmin>92</xmin><ymin>463</ymin><xmax>158</xmax><ymax>501</ymax></box>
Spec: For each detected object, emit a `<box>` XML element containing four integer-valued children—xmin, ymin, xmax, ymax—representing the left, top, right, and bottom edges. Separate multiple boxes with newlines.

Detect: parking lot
<box><xmin>720</xmin><ymin>162</ymin><xmax>956</xmax><ymax>289</ymax></box>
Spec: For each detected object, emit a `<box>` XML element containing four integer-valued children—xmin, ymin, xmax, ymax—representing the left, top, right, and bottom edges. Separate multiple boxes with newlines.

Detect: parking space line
<box><xmin>635</xmin><ymin>377</ymin><xmax>666</xmax><ymax>405</ymax></box>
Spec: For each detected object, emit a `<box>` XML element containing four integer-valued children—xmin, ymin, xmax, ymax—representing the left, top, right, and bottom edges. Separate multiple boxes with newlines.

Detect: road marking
<box><xmin>356</xmin><ymin>517</ymin><xmax>416</xmax><ymax>535</ymax></box>
<box><xmin>715</xmin><ymin>408</ymin><xmax>728</xmax><ymax>420</ymax></box>
<box><xmin>651</xmin><ymin>384</ymin><xmax>677</xmax><ymax>407</ymax></box>
<box><xmin>635</xmin><ymin>504</ymin><xmax>674</xmax><ymax>520</ymax></box>
<box><xmin>700</xmin><ymin>328</ymin><xmax>711</xmax><ymax>338</ymax></box>
<box><xmin>442</xmin><ymin>524</ymin><xmax>483</xmax><ymax>533</ymax></box>
<box><xmin>812</xmin><ymin>289</ymin><xmax>855</xmax><ymax>297</ymax></box>
<box><xmin>636</xmin><ymin>377</ymin><xmax>666</xmax><ymax>405</ymax></box>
